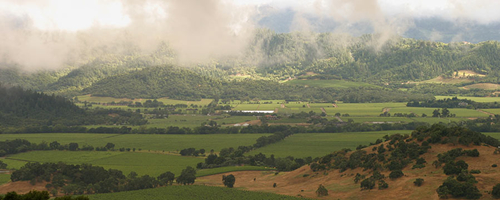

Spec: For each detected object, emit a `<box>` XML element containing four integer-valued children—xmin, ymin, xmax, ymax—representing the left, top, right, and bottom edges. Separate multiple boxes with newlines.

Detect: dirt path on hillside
<box><xmin>477</xmin><ymin>109</ymin><xmax>495</xmax><ymax>116</ymax></box>
<box><xmin>382</xmin><ymin>107</ymin><xmax>391</xmax><ymax>113</ymax></box>
<box><xmin>320</xmin><ymin>107</ymin><xmax>327</xmax><ymax>115</ymax></box>
<box><xmin>335</xmin><ymin>116</ymin><xmax>343</xmax><ymax>122</ymax></box>
<box><xmin>306</xmin><ymin>103</ymin><xmax>310</xmax><ymax>108</ymax></box>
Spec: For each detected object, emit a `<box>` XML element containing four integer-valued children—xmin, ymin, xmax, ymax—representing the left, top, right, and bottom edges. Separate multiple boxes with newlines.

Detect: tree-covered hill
<box><xmin>82</xmin><ymin>66</ymin><xmax>433</xmax><ymax>102</ymax></box>
<box><xmin>0</xmin><ymin>84</ymin><xmax>146</xmax><ymax>129</ymax></box>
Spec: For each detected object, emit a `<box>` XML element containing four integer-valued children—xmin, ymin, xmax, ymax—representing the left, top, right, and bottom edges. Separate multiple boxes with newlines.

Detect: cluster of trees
<box><xmin>0</xmin><ymin>139</ymin><xmax>127</xmax><ymax>157</ymax></box>
<box><xmin>408</xmin><ymin>97</ymin><xmax>500</xmax><ymax>109</ymax></box>
<box><xmin>436</xmin><ymin>171</ymin><xmax>482</xmax><ymax>199</ymax></box>
<box><xmin>10</xmin><ymin>162</ymin><xmax>195</xmax><ymax>195</ymax></box>
<box><xmin>431</xmin><ymin>108</ymin><xmax>455</xmax><ymax>118</ymax></box>
<box><xmin>0</xmin><ymin>190</ymin><xmax>88</xmax><ymax>200</ymax></box>
<box><xmin>411</xmin><ymin>124</ymin><xmax>500</xmax><ymax>147</ymax></box>
<box><xmin>179</xmin><ymin>148</ymin><xmax>206</xmax><ymax>156</ymax></box>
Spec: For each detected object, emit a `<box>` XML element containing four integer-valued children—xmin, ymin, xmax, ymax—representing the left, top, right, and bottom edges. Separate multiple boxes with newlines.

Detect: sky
<box><xmin>0</xmin><ymin>0</ymin><xmax>499</xmax><ymax>70</ymax></box>
<box><xmin>1</xmin><ymin>0</ymin><xmax>499</xmax><ymax>32</ymax></box>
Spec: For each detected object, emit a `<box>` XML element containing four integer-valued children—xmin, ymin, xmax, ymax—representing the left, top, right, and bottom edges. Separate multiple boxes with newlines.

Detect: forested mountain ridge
<box><xmin>2</xmin><ymin>31</ymin><xmax>500</xmax><ymax>99</ymax></box>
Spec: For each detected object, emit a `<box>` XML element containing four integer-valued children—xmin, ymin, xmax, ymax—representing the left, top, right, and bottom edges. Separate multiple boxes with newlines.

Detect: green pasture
<box><xmin>196</xmin><ymin>166</ymin><xmax>273</xmax><ymax>177</ymax></box>
<box><xmin>435</xmin><ymin>96</ymin><xmax>500</xmax><ymax>103</ymax></box>
<box><xmin>6</xmin><ymin>151</ymin><xmax>202</xmax><ymax>177</ymax></box>
<box><xmin>285</xmin><ymin>79</ymin><xmax>381</xmax><ymax>89</ymax></box>
<box><xmin>88</xmin><ymin>185</ymin><xmax>306</xmax><ymax>200</ymax></box>
<box><xmin>389</xmin><ymin>107</ymin><xmax>487</xmax><ymax>117</ymax></box>
<box><xmin>231</xmin><ymin>104</ymin><xmax>260</xmax><ymax>110</ymax></box>
<box><xmin>0</xmin><ymin>133</ymin><xmax>270</xmax><ymax>153</ymax></box>
<box><xmin>0</xmin><ymin>158</ymin><xmax>28</xmax><ymax>170</ymax></box>
<box><xmin>146</xmin><ymin>115</ymin><xmax>212</xmax><ymax>128</ymax></box>
<box><xmin>484</xmin><ymin>132</ymin><xmax>500</xmax><ymax>140</ymax></box>
<box><xmin>248</xmin><ymin>130</ymin><xmax>413</xmax><ymax>158</ymax></box>
<box><xmin>215</xmin><ymin>116</ymin><xmax>257</xmax><ymax>124</ymax></box>
<box><xmin>481</xmin><ymin>109</ymin><xmax>500</xmax><ymax>115</ymax></box>
<box><xmin>322</xmin><ymin>103</ymin><xmax>405</xmax><ymax>116</ymax></box>
<box><xmin>0</xmin><ymin>174</ymin><xmax>10</xmax><ymax>185</ymax></box>
<box><xmin>340</xmin><ymin>117</ymin><xmax>414</xmax><ymax>123</ymax></box>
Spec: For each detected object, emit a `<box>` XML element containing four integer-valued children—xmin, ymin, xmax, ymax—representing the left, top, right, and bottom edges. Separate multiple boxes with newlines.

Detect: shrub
<box><xmin>316</xmin><ymin>184</ymin><xmax>328</xmax><ymax>197</ymax></box>
<box><xmin>493</xmin><ymin>164</ymin><xmax>498</xmax><ymax>168</ymax></box>
<box><xmin>493</xmin><ymin>184</ymin><xmax>500</xmax><ymax>198</ymax></box>
<box><xmin>470</xmin><ymin>170</ymin><xmax>481</xmax><ymax>174</ymax></box>
<box><xmin>378</xmin><ymin>180</ymin><xmax>388</xmax><ymax>190</ymax></box>
<box><xmin>360</xmin><ymin>178</ymin><xmax>375</xmax><ymax>190</ymax></box>
<box><xmin>389</xmin><ymin>170</ymin><xmax>404</xmax><ymax>179</ymax></box>
<box><xmin>414</xmin><ymin>178</ymin><xmax>424</xmax><ymax>186</ymax></box>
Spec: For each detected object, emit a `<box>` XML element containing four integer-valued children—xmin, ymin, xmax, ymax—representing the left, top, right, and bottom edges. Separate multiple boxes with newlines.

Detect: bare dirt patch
<box><xmin>464</xmin><ymin>83</ymin><xmax>500</xmax><ymax>90</ymax></box>
<box><xmin>0</xmin><ymin>181</ymin><xmax>48</xmax><ymax>195</ymax></box>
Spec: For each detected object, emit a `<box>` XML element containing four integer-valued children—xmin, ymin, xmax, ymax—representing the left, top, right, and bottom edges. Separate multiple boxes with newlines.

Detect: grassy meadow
<box><xmin>6</xmin><ymin>151</ymin><xmax>203</xmax><ymax>177</ymax></box>
<box><xmin>0</xmin><ymin>133</ymin><xmax>270</xmax><ymax>153</ymax></box>
<box><xmin>88</xmin><ymin>185</ymin><xmax>306</xmax><ymax>200</ymax></box>
<box><xmin>248</xmin><ymin>130</ymin><xmax>413</xmax><ymax>158</ymax></box>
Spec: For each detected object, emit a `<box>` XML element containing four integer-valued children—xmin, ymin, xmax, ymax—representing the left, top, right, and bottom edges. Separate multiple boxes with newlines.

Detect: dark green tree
<box><xmin>222</xmin><ymin>174</ymin><xmax>236</xmax><ymax>188</ymax></box>
<box><xmin>176</xmin><ymin>166</ymin><xmax>196</xmax><ymax>185</ymax></box>
<box><xmin>158</xmin><ymin>171</ymin><xmax>175</xmax><ymax>186</ymax></box>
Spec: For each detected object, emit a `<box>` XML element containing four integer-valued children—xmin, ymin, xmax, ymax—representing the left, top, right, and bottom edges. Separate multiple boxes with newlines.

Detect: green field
<box><xmin>7</xmin><ymin>151</ymin><xmax>202</xmax><ymax>177</ymax></box>
<box><xmin>285</xmin><ymin>79</ymin><xmax>381</xmax><ymax>89</ymax></box>
<box><xmin>341</xmin><ymin>117</ymin><xmax>414</xmax><ymax>123</ymax></box>
<box><xmin>0</xmin><ymin>133</ymin><xmax>270</xmax><ymax>153</ymax></box>
<box><xmin>196</xmin><ymin>166</ymin><xmax>273</xmax><ymax>177</ymax></box>
<box><xmin>248</xmin><ymin>130</ymin><xmax>413</xmax><ymax>158</ymax></box>
<box><xmin>482</xmin><ymin>109</ymin><xmax>500</xmax><ymax>115</ymax></box>
<box><xmin>435</xmin><ymin>96</ymin><xmax>500</xmax><ymax>102</ymax></box>
<box><xmin>484</xmin><ymin>132</ymin><xmax>500</xmax><ymax>140</ymax></box>
<box><xmin>88</xmin><ymin>185</ymin><xmax>306</xmax><ymax>200</ymax></box>
<box><xmin>0</xmin><ymin>174</ymin><xmax>10</xmax><ymax>185</ymax></box>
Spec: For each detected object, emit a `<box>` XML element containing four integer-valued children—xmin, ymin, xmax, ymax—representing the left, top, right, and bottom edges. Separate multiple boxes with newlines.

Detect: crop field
<box><xmin>248</xmin><ymin>130</ymin><xmax>413</xmax><ymax>158</ymax></box>
<box><xmin>88</xmin><ymin>185</ymin><xmax>305</xmax><ymax>200</ymax></box>
<box><xmin>285</xmin><ymin>79</ymin><xmax>381</xmax><ymax>89</ymax></box>
<box><xmin>435</xmin><ymin>96</ymin><xmax>500</xmax><ymax>102</ymax></box>
<box><xmin>0</xmin><ymin>174</ymin><xmax>9</xmax><ymax>185</ymax></box>
<box><xmin>6</xmin><ymin>151</ymin><xmax>203</xmax><ymax>177</ymax></box>
<box><xmin>0</xmin><ymin>133</ymin><xmax>270</xmax><ymax>153</ymax></box>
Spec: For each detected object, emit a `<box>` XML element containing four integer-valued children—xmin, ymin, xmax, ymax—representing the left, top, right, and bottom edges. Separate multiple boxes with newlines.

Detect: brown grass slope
<box><xmin>198</xmin><ymin>127</ymin><xmax>500</xmax><ymax>199</ymax></box>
